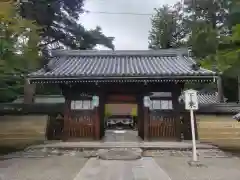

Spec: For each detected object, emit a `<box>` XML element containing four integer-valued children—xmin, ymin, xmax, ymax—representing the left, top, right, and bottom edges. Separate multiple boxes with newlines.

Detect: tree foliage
<box><xmin>149</xmin><ymin>0</ymin><xmax>240</xmax><ymax>101</ymax></box>
<box><xmin>20</xmin><ymin>0</ymin><xmax>114</xmax><ymax>50</ymax></box>
<box><xmin>0</xmin><ymin>0</ymin><xmax>116</xmax><ymax>102</ymax></box>
<box><xmin>0</xmin><ymin>1</ymin><xmax>40</xmax><ymax>102</ymax></box>
<box><xmin>189</xmin><ymin>23</ymin><xmax>219</xmax><ymax>58</ymax></box>
<box><xmin>202</xmin><ymin>24</ymin><xmax>240</xmax><ymax>76</ymax></box>
<box><xmin>149</xmin><ymin>3</ymin><xmax>187</xmax><ymax>49</ymax></box>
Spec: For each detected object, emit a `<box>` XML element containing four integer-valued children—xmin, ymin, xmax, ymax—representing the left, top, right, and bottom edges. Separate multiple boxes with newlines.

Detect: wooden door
<box><xmin>149</xmin><ymin>111</ymin><xmax>177</xmax><ymax>140</ymax></box>
<box><xmin>65</xmin><ymin>110</ymin><xmax>95</xmax><ymax>139</ymax></box>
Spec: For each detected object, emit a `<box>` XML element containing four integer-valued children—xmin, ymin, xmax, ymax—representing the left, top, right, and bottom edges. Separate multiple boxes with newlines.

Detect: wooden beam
<box><xmin>217</xmin><ymin>76</ymin><xmax>224</xmax><ymax>102</ymax></box>
<box><xmin>94</xmin><ymin>106</ymin><xmax>100</xmax><ymax>140</ymax></box>
<box><xmin>63</xmin><ymin>98</ymin><xmax>70</xmax><ymax>141</ymax></box>
<box><xmin>143</xmin><ymin>106</ymin><xmax>149</xmax><ymax>140</ymax></box>
<box><xmin>137</xmin><ymin>94</ymin><xmax>144</xmax><ymax>139</ymax></box>
<box><xmin>172</xmin><ymin>84</ymin><xmax>182</xmax><ymax>141</ymax></box>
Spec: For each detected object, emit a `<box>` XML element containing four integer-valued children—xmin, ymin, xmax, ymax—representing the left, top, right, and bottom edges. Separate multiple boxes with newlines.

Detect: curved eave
<box><xmin>28</xmin><ymin>75</ymin><xmax>218</xmax><ymax>84</ymax></box>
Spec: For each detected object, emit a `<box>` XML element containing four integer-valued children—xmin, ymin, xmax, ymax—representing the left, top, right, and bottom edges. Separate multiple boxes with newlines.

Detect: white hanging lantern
<box><xmin>143</xmin><ymin>96</ymin><xmax>151</xmax><ymax>107</ymax></box>
<box><xmin>92</xmin><ymin>96</ymin><xmax>99</xmax><ymax>107</ymax></box>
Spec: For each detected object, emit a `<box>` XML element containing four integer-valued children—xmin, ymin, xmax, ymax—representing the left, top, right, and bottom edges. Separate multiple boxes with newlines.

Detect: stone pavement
<box><xmin>0</xmin><ymin>156</ymin><xmax>87</xmax><ymax>180</ymax></box>
<box><xmin>31</xmin><ymin>141</ymin><xmax>216</xmax><ymax>150</ymax></box>
<box><xmin>103</xmin><ymin>130</ymin><xmax>142</xmax><ymax>142</ymax></box>
<box><xmin>155</xmin><ymin>156</ymin><xmax>240</xmax><ymax>180</ymax></box>
<box><xmin>29</xmin><ymin>130</ymin><xmax>217</xmax><ymax>150</ymax></box>
<box><xmin>1</xmin><ymin>130</ymin><xmax>239</xmax><ymax>180</ymax></box>
<box><xmin>73</xmin><ymin>157</ymin><xmax>171</xmax><ymax>180</ymax></box>
<box><xmin>30</xmin><ymin>140</ymin><xmax>216</xmax><ymax>150</ymax></box>
<box><xmin>1</xmin><ymin>148</ymin><xmax>240</xmax><ymax>180</ymax></box>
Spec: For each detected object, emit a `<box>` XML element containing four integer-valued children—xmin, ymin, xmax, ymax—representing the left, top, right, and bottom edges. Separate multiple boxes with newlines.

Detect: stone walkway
<box><xmin>31</xmin><ymin>141</ymin><xmax>216</xmax><ymax>150</ymax></box>
<box><xmin>1</xmin><ymin>148</ymin><xmax>240</xmax><ymax>180</ymax></box>
<box><xmin>155</xmin><ymin>156</ymin><xmax>240</xmax><ymax>180</ymax></box>
<box><xmin>0</xmin><ymin>156</ymin><xmax>87</xmax><ymax>180</ymax></box>
<box><xmin>2</xmin><ymin>130</ymin><xmax>239</xmax><ymax>180</ymax></box>
<box><xmin>30</xmin><ymin>130</ymin><xmax>216</xmax><ymax>150</ymax></box>
<box><xmin>103</xmin><ymin>130</ymin><xmax>142</xmax><ymax>142</ymax></box>
<box><xmin>73</xmin><ymin>157</ymin><xmax>171</xmax><ymax>180</ymax></box>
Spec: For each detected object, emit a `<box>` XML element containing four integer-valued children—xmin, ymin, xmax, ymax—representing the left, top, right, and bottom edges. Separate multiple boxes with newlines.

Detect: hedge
<box><xmin>0</xmin><ymin>103</ymin><xmax>64</xmax><ymax>115</ymax></box>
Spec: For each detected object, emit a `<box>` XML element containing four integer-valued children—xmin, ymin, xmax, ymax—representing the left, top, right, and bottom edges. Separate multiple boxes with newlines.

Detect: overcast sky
<box><xmin>80</xmin><ymin>0</ymin><xmax>178</xmax><ymax>50</ymax></box>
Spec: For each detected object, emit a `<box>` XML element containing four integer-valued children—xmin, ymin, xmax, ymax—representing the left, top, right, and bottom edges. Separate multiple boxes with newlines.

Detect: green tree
<box><xmin>202</xmin><ymin>24</ymin><xmax>240</xmax><ymax>75</ymax></box>
<box><xmin>0</xmin><ymin>1</ymin><xmax>40</xmax><ymax>102</ymax></box>
<box><xmin>189</xmin><ymin>23</ymin><xmax>218</xmax><ymax>59</ymax></box>
<box><xmin>18</xmin><ymin>0</ymin><xmax>115</xmax><ymax>98</ymax></box>
<box><xmin>150</xmin><ymin>0</ymin><xmax>240</xmax><ymax>101</ymax></box>
<box><xmin>19</xmin><ymin>0</ymin><xmax>114</xmax><ymax>50</ymax></box>
<box><xmin>228</xmin><ymin>0</ymin><xmax>240</xmax><ymax>26</ymax></box>
<box><xmin>184</xmin><ymin>0</ymin><xmax>229</xmax><ymax>30</ymax></box>
<box><xmin>149</xmin><ymin>3</ymin><xmax>187</xmax><ymax>49</ymax></box>
<box><xmin>183</xmin><ymin>0</ymin><xmax>240</xmax><ymax>101</ymax></box>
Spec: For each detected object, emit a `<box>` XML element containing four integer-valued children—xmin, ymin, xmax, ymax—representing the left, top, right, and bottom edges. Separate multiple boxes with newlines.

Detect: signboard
<box><xmin>184</xmin><ymin>89</ymin><xmax>198</xmax><ymax>110</ymax></box>
<box><xmin>184</xmin><ymin>89</ymin><xmax>198</xmax><ymax>162</ymax></box>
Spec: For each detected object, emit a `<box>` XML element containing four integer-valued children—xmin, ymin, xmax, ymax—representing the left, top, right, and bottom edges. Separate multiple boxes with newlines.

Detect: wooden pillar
<box><xmin>137</xmin><ymin>94</ymin><xmax>144</xmax><ymax>139</ymax></box>
<box><xmin>99</xmin><ymin>93</ymin><xmax>106</xmax><ymax>138</ymax></box>
<box><xmin>63</xmin><ymin>98</ymin><xmax>71</xmax><ymax>141</ymax></box>
<box><xmin>94</xmin><ymin>93</ymin><xmax>105</xmax><ymax>140</ymax></box>
<box><xmin>217</xmin><ymin>76</ymin><xmax>224</xmax><ymax>102</ymax></box>
<box><xmin>143</xmin><ymin>106</ymin><xmax>149</xmax><ymax>140</ymax></box>
<box><xmin>142</xmin><ymin>93</ymin><xmax>150</xmax><ymax>140</ymax></box>
<box><xmin>238</xmin><ymin>75</ymin><xmax>240</xmax><ymax>103</ymax></box>
<box><xmin>24</xmin><ymin>79</ymin><xmax>36</xmax><ymax>103</ymax></box>
<box><xmin>172</xmin><ymin>84</ymin><xmax>182</xmax><ymax>141</ymax></box>
<box><xmin>94</xmin><ymin>106</ymin><xmax>100</xmax><ymax>140</ymax></box>
<box><xmin>194</xmin><ymin>113</ymin><xmax>199</xmax><ymax>140</ymax></box>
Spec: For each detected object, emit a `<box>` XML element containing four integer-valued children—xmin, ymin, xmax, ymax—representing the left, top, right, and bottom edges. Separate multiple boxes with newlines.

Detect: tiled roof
<box><xmin>199</xmin><ymin>103</ymin><xmax>240</xmax><ymax>114</ymax></box>
<box><xmin>178</xmin><ymin>92</ymin><xmax>240</xmax><ymax>114</ymax></box>
<box><xmin>179</xmin><ymin>92</ymin><xmax>221</xmax><ymax>104</ymax></box>
<box><xmin>149</xmin><ymin>91</ymin><xmax>240</xmax><ymax>114</ymax></box>
<box><xmin>28</xmin><ymin>50</ymin><xmax>216</xmax><ymax>82</ymax></box>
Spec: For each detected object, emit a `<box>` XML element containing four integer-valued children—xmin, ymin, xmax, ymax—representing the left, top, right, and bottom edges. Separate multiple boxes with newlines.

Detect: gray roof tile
<box><xmin>200</xmin><ymin>103</ymin><xmax>240</xmax><ymax>114</ymax></box>
<box><xmin>179</xmin><ymin>92</ymin><xmax>221</xmax><ymax>104</ymax></box>
<box><xmin>29</xmin><ymin>50</ymin><xmax>216</xmax><ymax>80</ymax></box>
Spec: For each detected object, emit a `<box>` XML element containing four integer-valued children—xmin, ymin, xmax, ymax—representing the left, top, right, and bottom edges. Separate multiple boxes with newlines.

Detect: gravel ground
<box><xmin>0</xmin><ymin>156</ymin><xmax>87</xmax><ymax>180</ymax></box>
<box><xmin>154</xmin><ymin>156</ymin><xmax>240</xmax><ymax>180</ymax></box>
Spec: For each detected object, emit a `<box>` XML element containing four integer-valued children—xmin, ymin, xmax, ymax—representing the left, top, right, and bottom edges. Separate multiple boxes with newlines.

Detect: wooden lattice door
<box><xmin>65</xmin><ymin>110</ymin><xmax>95</xmax><ymax>139</ymax></box>
<box><xmin>149</xmin><ymin>111</ymin><xmax>177</xmax><ymax>139</ymax></box>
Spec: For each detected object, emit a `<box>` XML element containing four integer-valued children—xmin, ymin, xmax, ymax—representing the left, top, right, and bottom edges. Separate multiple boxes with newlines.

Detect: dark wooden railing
<box><xmin>149</xmin><ymin>110</ymin><xmax>177</xmax><ymax>139</ymax></box>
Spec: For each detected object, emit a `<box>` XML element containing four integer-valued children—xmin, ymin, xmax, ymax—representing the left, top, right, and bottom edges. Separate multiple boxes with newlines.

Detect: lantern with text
<box><xmin>143</xmin><ymin>96</ymin><xmax>151</xmax><ymax>107</ymax></box>
<box><xmin>92</xmin><ymin>96</ymin><xmax>99</xmax><ymax>107</ymax></box>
